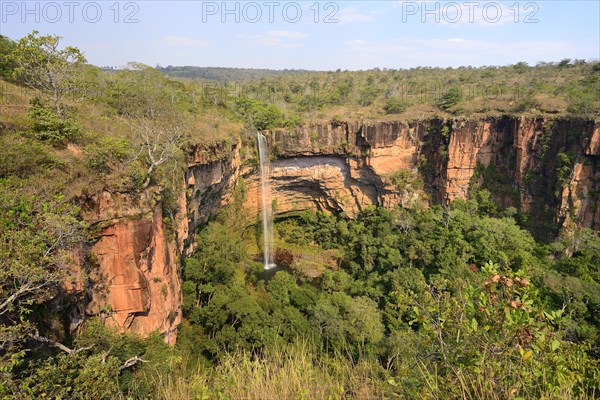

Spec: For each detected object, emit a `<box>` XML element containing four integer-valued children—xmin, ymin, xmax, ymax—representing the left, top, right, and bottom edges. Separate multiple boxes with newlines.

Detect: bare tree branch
<box><xmin>123</xmin><ymin>113</ymin><xmax>188</xmax><ymax>188</ymax></box>
<box><xmin>31</xmin><ymin>334</ymin><xmax>93</xmax><ymax>355</ymax></box>
<box><xmin>118</xmin><ymin>356</ymin><xmax>148</xmax><ymax>371</ymax></box>
<box><xmin>0</xmin><ymin>283</ymin><xmax>48</xmax><ymax>316</ymax></box>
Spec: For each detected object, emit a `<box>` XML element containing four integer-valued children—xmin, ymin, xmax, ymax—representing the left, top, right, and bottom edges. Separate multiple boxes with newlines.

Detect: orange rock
<box><xmin>87</xmin><ymin>199</ymin><xmax>182</xmax><ymax>345</ymax></box>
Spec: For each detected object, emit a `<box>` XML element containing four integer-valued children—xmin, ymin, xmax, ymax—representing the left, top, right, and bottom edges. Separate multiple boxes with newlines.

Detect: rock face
<box><xmin>182</xmin><ymin>117</ymin><xmax>599</xmax><ymax>239</ymax></box>
<box><xmin>183</xmin><ymin>140</ymin><xmax>243</xmax><ymax>254</ymax></box>
<box><xmin>83</xmin><ymin>191</ymin><xmax>183</xmax><ymax>345</ymax></box>
<box><xmin>560</xmin><ymin>123</ymin><xmax>600</xmax><ymax>229</ymax></box>
<box><xmin>80</xmin><ymin>116</ymin><xmax>599</xmax><ymax>344</ymax></box>
<box><xmin>258</xmin><ymin>117</ymin><xmax>600</xmax><ymax>235</ymax></box>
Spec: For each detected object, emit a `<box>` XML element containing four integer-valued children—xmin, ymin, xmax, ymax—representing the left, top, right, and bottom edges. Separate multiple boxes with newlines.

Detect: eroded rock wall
<box><xmin>258</xmin><ymin>116</ymin><xmax>600</xmax><ymax>234</ymax></box>
<box><xmin>83</xmin><ymin>191</ymin><xmax>183</xmax><ymax>345</ymax></box>
<box><xmin>183</xmin><ymin>117</ymin><xmax>599</xmax><ymax>235</ymax></box>
<box><xmin>79</xmin><ymin>116</ymin><xmax>598</xmax><ymax>344</ymax></box>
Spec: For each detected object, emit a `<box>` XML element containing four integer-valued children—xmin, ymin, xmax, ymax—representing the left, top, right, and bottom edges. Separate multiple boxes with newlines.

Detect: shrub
<box><xmin>84</xmin><ymin>137</ymin><xmax>131</xmax><ymax>174</ymax></box>
<box><xmin>234</xmin><ymin>97</ymin><xmax>284</xmax><ymax>130</ymax></box>
<box><xmin>383</xmin><ymin>97</ymin><xmax>409</xmax><ymax>114</ymax></box>
<box><xmin>28</xmin><ymin>98</ymin><xmax>81</xmax><ymax>146</ymax></box>
<box><xmin>0</xmin><ymin>134</ymin><xmax>58</xmax><ymax>178</ymax></box>
<box><xmin>438</xmin><ymin>86</ymin><xmax>462</xmax><ymax>110</ymax></box>
<box><xmin>0</xmin><ymin>35</ymin><xmax>17</xmax><ymax>78</ymax></box>
<box><xmin>512</xmin><ymin>95</ymin><xmax>541</xmax><ymax>113</ymax></box>
<box><xmin>567</xmin><ymin>93</ymin><xmax>597</xmax><ymax>115</ymax></box>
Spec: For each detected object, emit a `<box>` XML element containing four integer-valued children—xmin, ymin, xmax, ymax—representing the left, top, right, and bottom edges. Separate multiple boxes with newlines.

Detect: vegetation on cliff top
<box><xmin>0</xmin><ymin>31</ymin><xmax>599</xmax><ymax>398</ymax></box>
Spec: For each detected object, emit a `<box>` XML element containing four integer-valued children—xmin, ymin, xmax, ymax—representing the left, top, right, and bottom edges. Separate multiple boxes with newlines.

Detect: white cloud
<box><xmin>159</xmin><ymin>36</ymin><xmax>210</xmax><ymax>48</ymax></box>
<box><xmin>267</xmin><ymin>30</ymin><xmax>308</xmax><ymax>39</ymax></box>
<box><xmin>238</xmin><ymin>30</ymin><xmax>308</xmax><ymax>48</ymax></box>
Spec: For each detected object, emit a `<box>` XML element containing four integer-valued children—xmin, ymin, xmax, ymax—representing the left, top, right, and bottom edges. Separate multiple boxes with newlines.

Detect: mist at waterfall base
<box><xmin>257</xmin><ymin>133</ymin><xmax>276</xmax><ymax>270</ymax></box>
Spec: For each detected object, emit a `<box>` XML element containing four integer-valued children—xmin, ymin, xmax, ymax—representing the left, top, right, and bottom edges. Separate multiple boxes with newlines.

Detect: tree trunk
<box><xmin>54</xmin><ymin>90</ymin><xmax>64</xmax><ymax>119</ymax></box>
<box><xmin>143</xmin><ymin>164</ymin><xmax>154</xmax><ymax>188</ymax></box>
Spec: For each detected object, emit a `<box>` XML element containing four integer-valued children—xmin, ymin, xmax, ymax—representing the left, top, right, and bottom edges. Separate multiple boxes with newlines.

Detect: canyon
<box><xmin>81</xmin><ymin>116</ymin><xmax>600</xmax><ymax>343</ymax></box>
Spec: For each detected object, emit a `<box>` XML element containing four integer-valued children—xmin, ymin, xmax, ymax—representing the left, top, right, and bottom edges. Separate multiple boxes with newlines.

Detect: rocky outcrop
<box><xmin>83</xmin><ymin>191</ymin><xmax>183</xmax><ymax>345</ymax></box>
<box><xmin>181</xmin><ymin>117</ymin><xmax>599</xmax><ymax>237</ymax></box>
<box><xmin>257</xmin><ymin>117</ymin><xmax>599</xmax><ymax>235</ymax></box>
<box><xmin>78</xmin><ymin>116</ymin><xmax>598</xmax><ymax>344</ymax></box>
<box><xmin>183</xmin><ymin>140</ymin><xmax>243</xmax><ymax>254</ymax></box>
<box><xmin>242</xmin><ymin>121</ymin><xmax>428</xmax><ymax>217</ymax></box>
<box><xmin>560</xmin><ymin>123</ymin><xmax>600</xmax><ymax>229</ymax></box>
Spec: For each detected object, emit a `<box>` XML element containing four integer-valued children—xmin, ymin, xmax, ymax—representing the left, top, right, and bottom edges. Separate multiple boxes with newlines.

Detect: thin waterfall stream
<box><xmin>257</xmin><ymin>132</ymin><xmax>275</xmax><ymax>269</ymax></box>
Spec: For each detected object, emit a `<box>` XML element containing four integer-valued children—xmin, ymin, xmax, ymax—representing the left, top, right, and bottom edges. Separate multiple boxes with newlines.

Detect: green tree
<box><xmin>28</xmin><ymin>98</ymin><xmax>81</xmax><ymax>146</ymax></box>
<box><xmin>108</xmin><ymin>65</ymin><xmax>192</xmax><ymax>189</ymax></box>
<box><xmin>404</xmin><ymin>262</ymin><xmax>599</xmax><ymax>398</ymax></box>
<box><xmin>513</xmin><ymin>61</ymin><xmax>529</xmax><ymax>74</ymax></box>
<box><xmin>0</xmin><ymin>35</ymin><xmax>17</xmax><ymax>78</ymax></box>
<box><xmin>438</xmin><ymin>86</ymin><xmax>462</xmax><ymax>110</ymax></box>
<box><xmin>0</xmin><ymin>179</ymin><xmax>86</xmax><ymax>373</ymax></box>
<box><xmin>8</xmin><ymin>31</ymin><xmax>87</xmax><ymax>117</ymax></box>
<box><xmin>383</xmin><ymin>97</ymin><xmax>409</xmax><ymax>114</ymax></box>
<box><xmin>234</xmin><ymin>97</ymin><xmax>284</xmax><ymax>130</ymax></box>
<box><xmin>558</xmin><ymin>58</ymin><xmax>572</xmax><ymax>69</ymax></box>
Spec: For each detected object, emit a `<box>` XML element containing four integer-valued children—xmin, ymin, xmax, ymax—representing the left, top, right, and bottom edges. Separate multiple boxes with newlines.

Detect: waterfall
<box><xmin>257</xmin><ymin>133</ymin><xmax>275</xmax><ymax>269</ymax></box>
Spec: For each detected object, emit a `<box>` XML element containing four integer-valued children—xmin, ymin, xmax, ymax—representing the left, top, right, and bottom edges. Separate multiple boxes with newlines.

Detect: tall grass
<box><xmin>148</xmin><ymin>338</ymin><xmax>598</xmax><ymax>400</ymax></box>
<box><xmin>151</xmin><ymin>340</ymin><xmax>388</xmax><ymax>400</ymax></box>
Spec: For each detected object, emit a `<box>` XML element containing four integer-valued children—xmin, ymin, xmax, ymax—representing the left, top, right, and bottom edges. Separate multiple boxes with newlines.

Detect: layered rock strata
<box><xmin>81</xmin><ymin>116</ymin><xmax>599</xmax><ymax>343</ymax></box>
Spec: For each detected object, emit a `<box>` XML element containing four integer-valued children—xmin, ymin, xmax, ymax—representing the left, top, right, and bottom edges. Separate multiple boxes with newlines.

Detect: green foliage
<box><xmin>234</xmin><ymin>97</ymin><xmax>284</xmax><ymax>130</ymax></box>
<box><xmin>556</xmin><ymin>152</ymin><xmax>572</xmax><ymax>189</ymax></box>
<box><xmin>383</xmin><ymin>97</ymin><xmax>409</xmax><ymax>114</ymax></box>
<box><xmin>0</xmin><ymin>35</ymin><xmax>17</xmax><ymax>78</ymax></box>
<box><xmin>15</xmin><ymin>351</ymin><xmax>121</xmax><ymax>399</ymax></box>
<box><xmin>559</xmin><ymin>58</ymin><xmax>572</xmax><ymax>69</ymax></box>
<box><xmin>543</xmin><ymin>228</ymin><xmax>600</xmax><ymax>353</ymax></box>
<box><xmin>438</xmin><ymin>86</ymin><xmax>462</xmax><ymax>110</ymax></box>
<box><xmin>566</xmin><ymin>70</ymin><xmax>599</xmax><ymax>116</ymax></box>
<box><xmin>514</xmin><ymin>61</ymin><xmax>529</xmax><ymax>73</ymax></box>
<box><xmin>158</xmin><ymin>58</ymin><xmax>599</xmax><ymax>118</ymax></box>
<box><xmin>106</xmin><ymin>63</ymin><xmax>191</xmax><ymax>116</ymax></box>
<box><xmin>84</xmin><ymin>137</ymin><xmax>132</xmax><ymax>174</ymax></box>
<box><xmin>568</xmin><ymin>93</ymin><xmax>597</xmax><ymax>116</ymax></box>
<box><xmin>8</xmin><ymin>30</ymin><xmax>86</xmax><ymax>116</ymax></box>
<box><xmin>469</xmin><ymin>161</ymin><xmax>519</xmax><ymax>215</ymax></box>
<box><xmin>171</xmin><ymin>203</ymin><xmax>599</xmax><ymax>399</ymax></box>
<box><xmin>2</xmin><ymin>319</ymin><xmax>184</xmax><ymax>399</ymax></box>
<box><xmin>402</xmin><ymin>262</ymin><xmax>598</xmax><ymax>398</ymax></box>
<box><xmin>27</xmin><ymin>98</ymin><xmax>81</xmax><ymax>145</ymax></box>
<box><xmin>0</xmin><ymin>178</ymin><xmax>86</xmax><ymax>375</ymax></box>
<box><xmin>3</xmin><ymin>191</ymin><xmax>599</xmax><ymax>398</ymax></box>
<box><xmin>387</xmin><ymin>169</ymin><xmax>422</xmax><ymax>191</ymax></box>
<box><xmin>358</xmin><ymin>86</ymin><xmax>378</xmax><ymax>106</ymax></box>
<box><xmin>0</xmin><ymin>134</ymin><xmax>58</xmax><ymax>178</ymax></box>
<box><xmin>513</xmin><ymin>94</ymin><xmax>542</xmax><ymax>113</ymax></box>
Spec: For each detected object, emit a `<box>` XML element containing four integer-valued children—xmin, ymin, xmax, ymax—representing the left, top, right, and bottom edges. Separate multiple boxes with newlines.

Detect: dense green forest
<box><xmin>0</xmin><ymin>32</ymin><xmax>599</xmax><ymax>398</ymax></box>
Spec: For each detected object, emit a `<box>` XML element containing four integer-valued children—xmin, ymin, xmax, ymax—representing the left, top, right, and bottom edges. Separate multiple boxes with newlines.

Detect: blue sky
<box><xmin>1</xmin><ymin>1</ymin><xmax>598</xmax><ymax>70</ymax></box>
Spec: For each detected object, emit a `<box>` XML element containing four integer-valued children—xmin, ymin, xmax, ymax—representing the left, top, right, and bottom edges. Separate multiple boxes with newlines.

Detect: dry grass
<box><xmin>152</xmin><ymin>341</ymin><xmax>387</xmax><ymax>400</ymax></box>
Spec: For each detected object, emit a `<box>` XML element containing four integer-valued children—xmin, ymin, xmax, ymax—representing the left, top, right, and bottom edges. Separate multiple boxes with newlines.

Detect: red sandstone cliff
<box><xmin>83</xmin><ymin>191</ymin><xmax>184</xmax><ymax>345</ymax></box>
<box><xmin>79</xmin><ymin>116</ymin><xmax>599</xmax><ymax>344</ymax></box>
<box><xmin>258</xmin><ymin>117</ymin><xmax>599</xmax><ymax>232</ymax></box>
